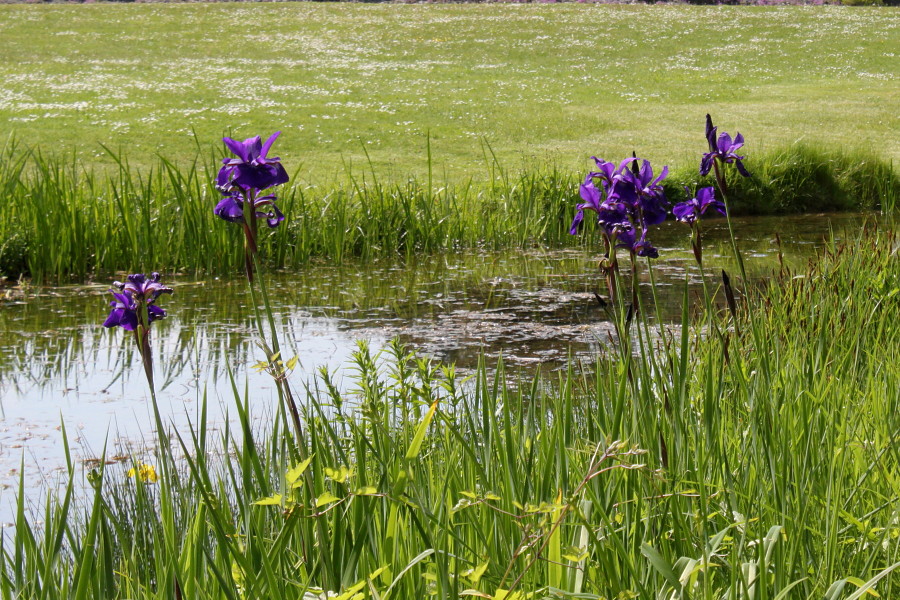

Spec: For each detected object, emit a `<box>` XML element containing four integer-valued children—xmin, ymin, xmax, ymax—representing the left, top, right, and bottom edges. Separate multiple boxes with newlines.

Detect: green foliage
<box><xmin>715</xmin><ymin>144</ymin><xmax>898</xmax><ymax>214</ymax></box>
<box><xmin>0</xmin><ymin>141</ymin><xmax>895</xmax><ymax>283</ymax></box>
<box><xmin>0</xmin><ymin>233</ymin><xmax>28</xmax><ymax>280</ymax></box>
<box><xmin>0</xmin><ymin>5</ymin><xmax>897</xmax><ymax>179</ymax></box>
<box><xmin>4</xmin><ymin>226</ymin><xmax>900</xmax><ymax>599</ymax></box>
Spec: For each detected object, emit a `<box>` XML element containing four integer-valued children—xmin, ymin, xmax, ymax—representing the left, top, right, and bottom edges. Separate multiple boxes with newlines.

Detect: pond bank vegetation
<box><xmin>3</xmin><ymin>222</ymin><xmax>899</xmax><ymax>599</ymax></box>
<box><xmin>0</xmin><ymin>141</ymin><xmax>896</xmax><ymax>283</ymax></box>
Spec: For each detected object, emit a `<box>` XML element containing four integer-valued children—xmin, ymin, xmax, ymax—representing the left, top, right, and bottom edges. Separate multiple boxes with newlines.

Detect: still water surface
<box><xmin>0</xmin><ymin>213</ymin><xmax>870</xmax><ymax>519</ymax></box>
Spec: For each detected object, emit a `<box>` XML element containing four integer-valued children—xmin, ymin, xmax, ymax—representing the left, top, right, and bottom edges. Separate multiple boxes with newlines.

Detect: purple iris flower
<box><xmin>611</xmin><ymin>225</ymin><xmax>636</xmax><ymax>250</ymax></box>
<box><xmin>104</xmin><ymin>291</ymin><xmax>141</xmax><ymax>331</ymax></box>
<box><xmin>700</xmin><ymin>115</ymin><xmax>750</xmax><ymax>177</ymax></box>
<box><xmin>673</xmin><ymin>186</ymin><xmax>725</xmax><ymax>225</ymax></box>
<box><xmin>612</xmin><ymin>158</ymin><xmax>670</xmax><ymax>227</ymax></box>
<box><xmin>103</xmin><ymin>273</ymin><xmax>172</xmax><ymax>331</ymax></box>
<box><xmin>632</xmin><ymin>231</ymin><xmax>659</xmax><ymax>259</ymax></box>
<box><xmin>217</xmin><ymin>132</ymin><xmax>290</xmax><ymax>192</ymax></box>
<box><xmin>215</xmin><ymin>192</ymin><xmax>285</xmax><ymax>228</ymax></box>
<box><xmin>569</xmin><ymin>177</ymin><xmax>602</xmax><ymax>235</ymax></box>
<box><xmin>569</xmin><ymin>176</ymin><xmax>629</xmax><ymax>235</ymax></box>
<box><xmin>589</xmin><ymin>157</ymin><xmax>620</xmax><ymax>190</ymax></box>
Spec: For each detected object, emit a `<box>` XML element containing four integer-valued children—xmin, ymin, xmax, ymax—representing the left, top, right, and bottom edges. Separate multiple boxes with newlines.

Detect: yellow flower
<box><xmin>127</xmin><ymin>463</ymin><xmax>158</xmax><ymax>483</ymax></box>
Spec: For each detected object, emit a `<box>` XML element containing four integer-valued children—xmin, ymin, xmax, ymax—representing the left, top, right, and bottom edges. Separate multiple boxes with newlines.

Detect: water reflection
<box><xmin>0</xmin><ymin>212</ymin><xmax>871</xmax><ymax>517</ymax></box>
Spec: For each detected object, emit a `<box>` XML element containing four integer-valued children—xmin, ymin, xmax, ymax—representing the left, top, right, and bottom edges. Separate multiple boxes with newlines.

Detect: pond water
<box><xmin>0</xmin><ymin>212</ymin><xmax>872</xmax><ymax>521</ymax></box>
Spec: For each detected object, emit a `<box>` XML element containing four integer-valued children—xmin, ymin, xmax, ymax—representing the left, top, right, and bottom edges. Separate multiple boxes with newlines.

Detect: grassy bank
<box><xmin>3</xmin><ymin>223</ymin><xmax>899</xmax><ymax>599</ymax></box>
<box><xmin>0</xmin><ymin>4</ymin><xmax>897</xmax><ymax>178</ymax></box>
<box><xmin>0</xmin><ymin>140</ymin><xmax>896</xmax><ymax>282</ymax></box>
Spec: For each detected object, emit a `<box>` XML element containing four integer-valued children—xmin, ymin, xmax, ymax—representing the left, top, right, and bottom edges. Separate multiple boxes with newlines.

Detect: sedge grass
<box><xmin>3</xmin><ymin>224</ymin><xmax>900</xmax><ymax>599</ymax></box>
<box><xmin>1</xmin><ymin>140</ymin><xmax>896</xmax><ymax>283</ymax></box>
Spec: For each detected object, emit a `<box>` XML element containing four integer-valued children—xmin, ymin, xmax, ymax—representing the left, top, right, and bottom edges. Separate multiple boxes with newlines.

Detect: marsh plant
<box><xmin>4</xmin><ymin>119</ymin><xmax>900</xmax><ymax>600</ymax></box>
<box><xmin>214</xmin><ymin>132</ymin><xmax>289</xmax><ymax>283</ymax></box>
<box><xmin>102</xmin><ymin>271</ymin><xmax>173</xmax><ymax>397</ymax></box>
<box><xmin>569</xmin><ymin>114</ymin><xmax>750</xmax><ymax>329</ymax></box>
<box><xmin>214</xmin><ymin>131</ymin><xmax>305</xmax><ymax>445</ymax></box>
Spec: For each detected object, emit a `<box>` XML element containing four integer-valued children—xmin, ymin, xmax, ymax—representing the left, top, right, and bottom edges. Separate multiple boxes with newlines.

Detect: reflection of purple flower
<box><xmin>701</xmin><ymin>115</ymin><xmax>750</xmax><ymax>177</ymax></box>
<box><xmin>215</xmin><ymin>192</ymin><xmax>285</xmax><ymax>228</ymax></box>
<box><xmin>673</xmin><ymin>186</ymin><xmax>725</xmax><ymax>225</ymax></box>
<box><xmin>103</xmin><ymin>273</ymin><xmax>172</xmax><ymax>331</ymax></box>
<box><xmin>217</xmin><ymin>132</ymin><xmax>290</xmax><ymax>192</ymax></box>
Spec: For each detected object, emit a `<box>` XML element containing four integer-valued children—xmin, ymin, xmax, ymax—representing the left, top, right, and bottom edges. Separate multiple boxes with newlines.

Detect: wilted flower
<box><xmin>701</xmin><ymin>114</ymin><xmax>750</xmax><ymax>177</ymax></box>
<box><xmin>673</xmin><ymin>186</ymin><xmax>725</xmax><ymax>225</ymax></box>
<box><xmin>632</xmin><ymin>230</ymin><xmax>659</xmax><ymax>259</ymax></box>
<box><xmin>217</xmin><ymin>132</ymin><xmax>289</xmax><ymax>192</ymax></box>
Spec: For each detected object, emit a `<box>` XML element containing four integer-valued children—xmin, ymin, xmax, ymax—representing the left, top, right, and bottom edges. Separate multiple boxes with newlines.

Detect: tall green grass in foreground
<box><xmin>3</xmin><ymin>224</ymin><xmax>899</xmax><ymax>599</ymax></box>
<box><xmin>0</xmin><ymin>140</ymin><xmax>896</xmax><ymax>283</ymax></box>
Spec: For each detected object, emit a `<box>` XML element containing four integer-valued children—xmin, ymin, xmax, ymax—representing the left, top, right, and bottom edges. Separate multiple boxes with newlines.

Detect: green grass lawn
<box><xmin>0</xmin><ymin>4</ymin><xmax>897</xmax><ymax>182</ymax></box>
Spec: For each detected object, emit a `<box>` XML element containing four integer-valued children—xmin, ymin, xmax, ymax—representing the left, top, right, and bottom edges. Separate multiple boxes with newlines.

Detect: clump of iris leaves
<box><xmin>2</xmin><ymin>117</ymin><xmax>900</xmax><ymax>600</ymax></box>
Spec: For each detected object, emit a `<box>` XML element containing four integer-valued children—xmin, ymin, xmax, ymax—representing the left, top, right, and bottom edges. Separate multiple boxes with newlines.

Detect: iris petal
<box><xmin>260</xmin><ymin>131</ymin><xmax>281</xmax><ymax>160</ymax></box>
<box><xmin>569</xmin><ymin>210</ymin><xmax>584</xmax><ymax>235</ymax></box>
<box><xmin>223</xmin><ymin>137</ymin><xmax>250</xmax><ymax>163</ymax></box>
<box><xmin>215</xmin><ymin>196</ymin><xmax>245</xmax><ymax>223</ymax></box>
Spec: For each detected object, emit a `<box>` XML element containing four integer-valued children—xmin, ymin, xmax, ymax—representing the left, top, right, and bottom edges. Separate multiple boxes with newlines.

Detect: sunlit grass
<box><xmin>0</xmin><ymin>4</ymin><xmax>897</xmax><ymax>179</ymax></box>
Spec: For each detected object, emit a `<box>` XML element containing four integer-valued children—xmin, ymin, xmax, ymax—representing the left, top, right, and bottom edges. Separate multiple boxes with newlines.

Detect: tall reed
<box><xmin>3</xmin><ymin>224</ymin><xmax>899</xmax><ymax>599</ymax></box>
<box><xmin>1</xmin><ymin>140</ymin><xmax>896</xmax><ymax>283</ymax></box>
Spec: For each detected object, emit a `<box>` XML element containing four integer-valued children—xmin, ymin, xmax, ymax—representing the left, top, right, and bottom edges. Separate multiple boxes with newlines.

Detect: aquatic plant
<box><xmin>215</xmin><ymin>131</ymin><xmax>305</xmax><ymax>447</ymax></box>
<box><xmin>216</xmin><ymin>131</ymin><xmax>289</xmax><ymax>282</ymax></box>
<box><xmin>673</xmin><ymin>185</ymin><xmax>725</xmax><ymax>266</ymax></box>
<box><xmin>569</xmin><ymin>155</ymin><xmax>670</xmax><ymax>304</ymax></box>
<box><xmin>6</xmin><ymin>224</ymin><xmax>900</xmax><ymax>599</ymax></box>
<box><xmin>701</xmin><ymin>114</ymin><xmax>750</xmax><ymax>179</ymax></box>
<box><xmin>5</xmin><ymin>104</ymin><xmax>900</xmax><ymax>600</ymax></box>
<box><xmin>570</xmin><ymin>117</ymin><xmax>748</xmax><ymax>281</ymax></box>
<box><xmin>217</xmin><ymin>132</ymin><xmax>289</xmax><ymax>192</ymax></box>
<box><xmin>672</xmin><ymin>185</ymin><xmax>723</xmax><ymax>225</ymax></box>
<box><xmin>102</xmin><ymin>272</ymin><xmax>172</xmax><ymax>394</ymax></box>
